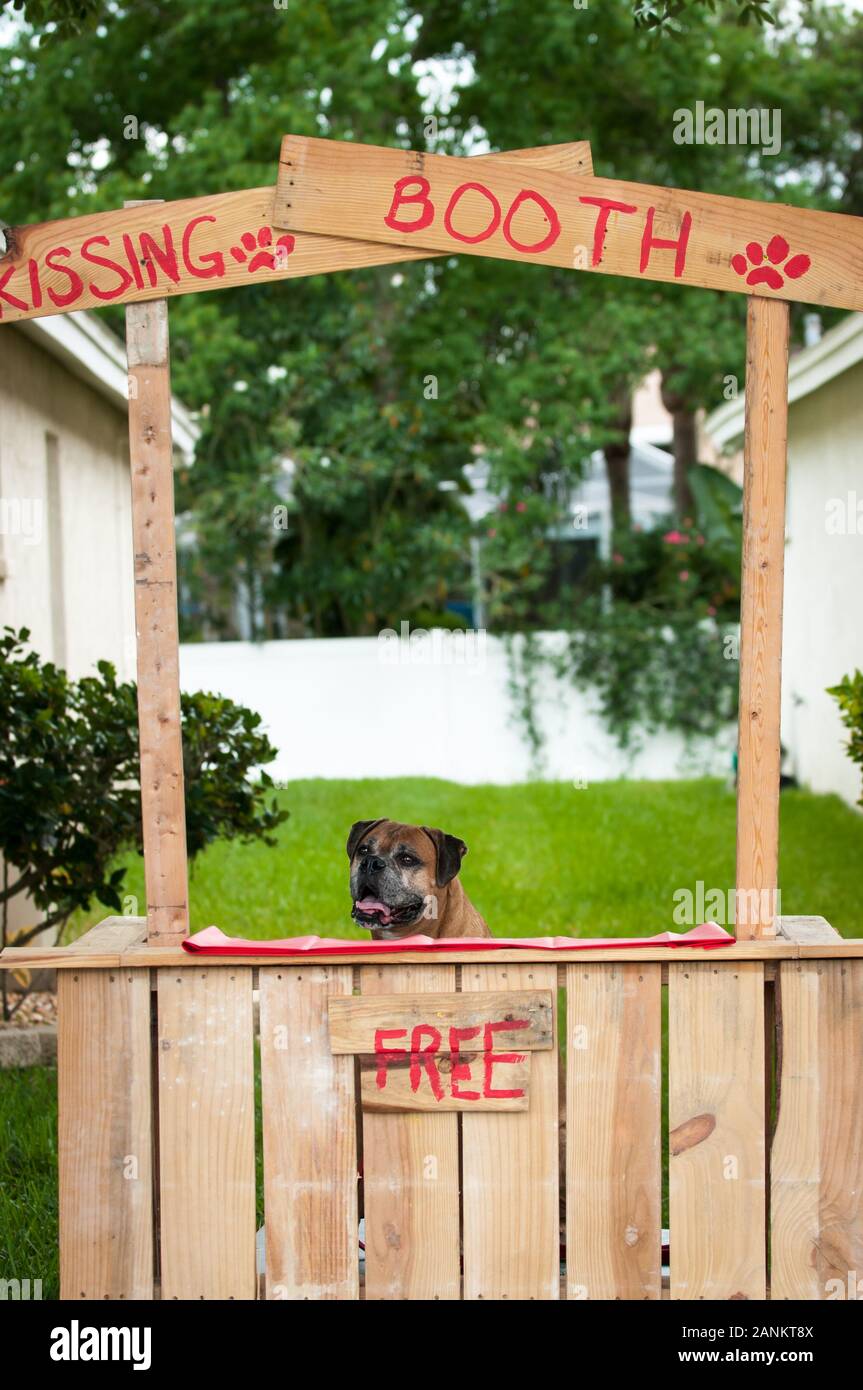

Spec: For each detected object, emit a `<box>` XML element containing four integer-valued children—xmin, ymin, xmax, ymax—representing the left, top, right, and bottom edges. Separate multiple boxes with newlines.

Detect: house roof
<box><xmin>15</xmin><ymin>308</ymin><xmax>199</xmax><ymax>460</ymax></box>
<box><xmin>707</xmin><ymin>311</ymin><xmax>863</xmax><ymax>451</ymax></box>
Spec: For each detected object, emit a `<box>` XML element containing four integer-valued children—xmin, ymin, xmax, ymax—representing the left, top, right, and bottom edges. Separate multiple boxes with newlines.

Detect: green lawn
<box><xmin>4</xmin><ymin>777</ymin><xmax>862</xmax><ymax>1300</ymax></box>
<box><xmin>71</xmin><ymin>777</ymin><xmax>863</xmax><ymax>939</ymax></box>
<box><xmin>0</xmin><ymin>1065</ymin><xmax>58</xmax><ymax>1299</ymax></box>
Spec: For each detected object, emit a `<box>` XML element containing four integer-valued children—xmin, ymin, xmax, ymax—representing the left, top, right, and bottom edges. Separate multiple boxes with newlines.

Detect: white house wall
<box><xmin>0</xmin><ymin>324</ymin><xmax>136</xmax><ymax>681</ymax></box>
<box><xmin>782</xmin><ymin>363</ymin><xmax>863</xmax><ymax>808</ymax></box>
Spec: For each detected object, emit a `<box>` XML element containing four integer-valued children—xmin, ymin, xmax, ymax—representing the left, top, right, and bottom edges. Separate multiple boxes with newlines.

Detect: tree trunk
<box><xmin>671</xmin><ymin>407</ymin><xmax>697</xmax><ymax>521</ymax></box>
<box><xmin>661</xmin><ymin>374</ymin><xmax>698</xmax><ymax>521</ymax></box>
<box><xmin>603</xmin><ymin>390</ymin><xmax>632</xmax><ymax>542</ymax></box>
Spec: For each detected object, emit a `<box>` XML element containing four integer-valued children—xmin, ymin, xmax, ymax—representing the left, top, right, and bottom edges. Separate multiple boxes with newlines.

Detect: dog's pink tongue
<box><xmin>355</xmin><ymin>898</ymin><xmax>393</xmax><ymax>924</ymax></box>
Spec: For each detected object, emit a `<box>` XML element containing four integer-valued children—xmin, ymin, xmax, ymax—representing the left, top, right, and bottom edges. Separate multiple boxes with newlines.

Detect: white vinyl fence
<box><xmin>179</xmin><ymin>632</ymin><xmax>732</xmax><ymax>785</ymax></box>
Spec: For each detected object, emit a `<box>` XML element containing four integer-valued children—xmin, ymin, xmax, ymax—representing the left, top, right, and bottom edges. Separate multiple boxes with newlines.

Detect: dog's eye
<box><xmin>358</xmin><ymin>845</ymin><xmax>370</xmax><ymax>857</ymax></box>
<box><xmin>398</xmin><ymin>853</ymin><xmax>417</xmax><ymax>867</ymax></box>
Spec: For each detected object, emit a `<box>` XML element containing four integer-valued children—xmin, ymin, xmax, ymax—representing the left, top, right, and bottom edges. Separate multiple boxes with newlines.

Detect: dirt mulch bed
<box><xmin>1</xmin><ymin>990</ymin><xmax>58</xmax><ymax>1026</ymax></box>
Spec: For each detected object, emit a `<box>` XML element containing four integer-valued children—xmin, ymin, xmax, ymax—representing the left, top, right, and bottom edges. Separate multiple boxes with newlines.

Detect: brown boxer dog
<box><xmin>348</xmin><ymin>818</ymin><xmax>489</xmax><ymax>940</ymax></box>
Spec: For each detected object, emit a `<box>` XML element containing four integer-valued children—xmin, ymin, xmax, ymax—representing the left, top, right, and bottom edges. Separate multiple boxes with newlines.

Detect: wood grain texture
<box><xmin>329</xmin><ymin>988</ymin><xmax>552</xmax><ymax>1053</ymax></box>
<box><xmin>669</xmin><ymin>962</ymin><xmax>766</xmax><ymax>1299</ymax></box>
<box><xmin>736</xmin><ymin>297</ymin><xmax>790</xmax><ymax>940</ymax></box>
<box><xmin>126</xmin><ymin>239</ymin><xmax>189</xmax><ymax>946</ymax></box>
<box><xmin>157</xmin><ymin>967</ymin><xmax>256</xmax><ymax>1299</ymax></box>
<box><xmin>566</xmin><ymin>963</ymin><xmax>662</xmax><ymax>1300</ymax></box>
<box><xmin>275</xmin><ymin>136</ymin><xmax>863</xmax><ymax>311</ymax></box>
<box><xmin>359</xmin><ymin>1050</ymin><xmax>530</xmax><ymax>1112</ymax></box>
<box><xmin>14</xmin><ymin>940</ymin><xmax>863</xmax><ymax>972</ymax></box>
<box><xmin>58</xmin><ymin>969</ymin><xmax>153</xmax><ymax>1299</ymax></box>
<box><xmin>66</xmin><ymin>916</ymin><xmax>147</xmax><ymax>952</ymax></box>
<box><xmin>259</xmin><ymin>965</ymin><xmax>358</xmax><ymax>1300</ymax></box>
<box><xmin>771</xmin><ymin>960</ymin><xmax>863</xmax><ymax>1299</ymax></box>
<box><xmin>360</xmin><ymin>964</ymin><xmax>460</xmax><ymax>1300</ymax></box>
<box><xmin>0</xmin><ymin>144</ymin><xmax>591</xmax><ymax>324</ymax></box>
<box><xmin>776</xmin><ymin>916</ymin><xmax>841</xmax><ymax>944</ymax></box>
<box><xmin>461</xmin><ymin>962</ymin><xmax>559</xmax><ymax>1300</ymax></box>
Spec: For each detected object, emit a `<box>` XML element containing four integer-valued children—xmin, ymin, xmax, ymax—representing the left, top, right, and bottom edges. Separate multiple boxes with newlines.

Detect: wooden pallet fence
<box><xmin>34</xmin><ymin>936</ymin><xmax>863</xmax><ymax>1299</ymax></box>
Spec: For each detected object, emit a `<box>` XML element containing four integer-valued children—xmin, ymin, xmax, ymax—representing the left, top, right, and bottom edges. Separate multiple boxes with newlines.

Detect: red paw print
<box><xmin>229</xmin><ymin>227</ymin><xmax>295</xmax><ymax>273</ymax></box>
<box><xmin>731</xmin><ymin>236</ymin><xmax>810</xmax><ymax>290</ymax></box>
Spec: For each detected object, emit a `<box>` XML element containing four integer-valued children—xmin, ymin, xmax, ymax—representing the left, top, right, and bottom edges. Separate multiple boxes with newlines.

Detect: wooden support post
<box><xmin>126</xmin><ymin>201</ymin><xmax>189</xmax><ymax>945</ymax></box>
<box><xmin>736</xmin><ymin>297</ymin><xmax>790</xmax><ymax>940</ymax></box>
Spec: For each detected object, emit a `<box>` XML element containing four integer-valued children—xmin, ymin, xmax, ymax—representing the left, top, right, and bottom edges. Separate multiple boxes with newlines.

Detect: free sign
<box><xmin>329</xmin><ymin>989</ymin><xmax>553</xmax><ymax>1113</ymax></box>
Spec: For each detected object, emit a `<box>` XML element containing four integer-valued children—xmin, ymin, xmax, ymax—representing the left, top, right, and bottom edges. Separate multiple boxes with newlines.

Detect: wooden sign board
<box><xmin>327</xmin><ymin>988</ymin><xmax>553</xmax><ymax>1053</ymax></box>
<box><xmin>273</xmin><ymin>135</ymin><xmax>863</xmax><ymax>314</ymax></box>
<box><xmin>329</xmin><ymin>988</ymin><xmax>551</xmax><ymax>1114</ymax></box>
<box><xmin>0</xmin><ymin>143</ymin><xmax>591</xmax><ymax>325</ymax></box>
<box><xmin>359</xmin><ymin>1049</ymin><xmax>531</xmax><ymax>1113</ymax></box>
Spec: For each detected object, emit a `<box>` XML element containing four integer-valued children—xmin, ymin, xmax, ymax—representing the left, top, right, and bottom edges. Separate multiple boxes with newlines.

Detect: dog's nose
<box><xmin>366</xmin><ymin>856</ymin><xmax>386</xmax><ymax>875</ymax></box>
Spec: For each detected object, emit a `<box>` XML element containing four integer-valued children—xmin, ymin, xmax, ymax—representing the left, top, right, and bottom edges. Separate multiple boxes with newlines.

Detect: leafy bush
<box><xmin>827</xmin><ymin>670</ymin><xmax>863</xmax><ymax>807</ymax></box>
<box><xmin>599</xmin><ymin>467</ymin><xmax>741</xmax><ymax>620</ymax></box>
<box><xmin>560</xmin><ymin>601</ymin><xmax>739</xmax><ymax>749</ymax></box>
<box><xmin>505</xmin><ymin>466</ymin><xmax>742</xmax><ymax>752</ymax></box>
<box><xmin>0</xmin><ymin>628</ymin><xmax>287</xmax><ymax>971</ymax></box>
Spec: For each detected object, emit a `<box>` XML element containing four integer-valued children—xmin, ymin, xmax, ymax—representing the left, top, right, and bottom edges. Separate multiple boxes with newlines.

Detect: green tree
<box><xmin>395</xmin><ymin>0</ymin><xmax>863</xmax><ymax>637</ymax></box>
<box><xmin>0</xmin><ymin>0</ymin><xmax>854</xmax><ymax>644</ymax></box>
<box><xmin>0</xmin><ymin>628</ymin><xmax>286</xmax><ymax>1017</ymax></box>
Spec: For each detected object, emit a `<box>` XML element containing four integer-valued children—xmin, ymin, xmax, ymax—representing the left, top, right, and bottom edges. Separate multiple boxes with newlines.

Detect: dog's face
<box><xmin>348</xmin><ymin>819</ymin><xmax>467</xmax><ymax>940</ymax></box>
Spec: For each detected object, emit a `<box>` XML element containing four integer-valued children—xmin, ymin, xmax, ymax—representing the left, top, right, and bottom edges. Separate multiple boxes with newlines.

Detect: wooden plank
<box><xmin>359</xmin><ymin>1050</ymin><xmax>530</xmax><ymax>1112</ymax></box>
<box><xmin>736</xmin><ymin>298</ymin><xmax>790</xmax><ymax>940</ymax></box>
<box><xmin>157</xmin><ymin>967</ymin><xmax>256</xmax><ymax>1299</ymax></box>
<box><xmin>126</xmin><ymin>232</ymin><xmax>189</xmax><ymax>947</ymax></box>
<box><xmin>58</xmin><ymin>968</ymin><xmax>153</xmax><ymax>1299</ymax></box>
<box><xmin>777</xmin><ymin>915</ymin><xmax>842</xmax><ymax>944</ymax></box>
<box><xmin>461</xmin><ymin>963</ymin><xmax>559</xmax><ymax>1300</ymax></box>
<box><xmin>259</xmin><ymin>965</ymin><xmax>358</xmax><ymax>1300</ymax></box>
<box><xmin>328</xmin><ymin>988</ymin><xmax>552</xmax><ymax>1053</ymax></box>
<box><xmin>566</xmin><ymin>963</ymin><xmax>662</xmax><ymax>1300</ymax></box>
<box><xmin>360</xmin><ymin>964</ymin><xmax>460</xmax><ymax>1301</ymax></box>
<box><xmin>67</xmin><ymin>916</ymin><xmax>147</xmax><ymax>952</ymax></box>
<box><xmin>12</xmin><ymin>939</ymin><xmax>862</xmax><ymax>972</ymax></box>
<box><xmin>275</xmin><ymin>136</ymin><xmax>863</xmax><ymax>312</ymax></box>
<box><xmin>0</xmin><ymin>143</ymin><xmax>591</xmax><ymax>324</ymax></box>
<box><xmin>771</xmin><ymin>960</ymin><xmax>863</xmax><ymax>1299</ymax></box>
<box><xmin>668</xmin><ymin>962</ymin><xmax>766</xmax><ymax>1300</ymax></box>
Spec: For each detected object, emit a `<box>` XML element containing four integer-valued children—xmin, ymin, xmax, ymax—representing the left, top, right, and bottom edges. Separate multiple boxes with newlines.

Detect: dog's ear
<box><xmin>422</xmin><ymin>826</ymin><xmax>468</xmax><ymax>887</ymax></box>
<box><xmin>346</xmin><ymin>818</ymin><xmax>385</xmax><ymax>859</ymax></box>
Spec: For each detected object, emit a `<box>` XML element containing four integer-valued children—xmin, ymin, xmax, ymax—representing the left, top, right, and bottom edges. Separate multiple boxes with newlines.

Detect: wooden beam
<box><xmin>274</xmin><ymin>136</ymin><xmax>863</xmax><ymax>312</ymax></box>
<box><xmin>0</xmin><ymin>144</ymin><xmax>592</xmax><ymax>324</ymax></box>
<box><xmin>158</xmin><ymin>967</ymin><xmax>256</xmax><ymax>1298</ymax></box>
<box><xmin>58</xmin><ymin>968</ymin><xmax>154</xmax><ymax>1298</ymax></box>
<box><xmin>66</xmin><ymin>916</ymin><xmax>147</xmax><ymax>952</ymax></box>
<box><xmin>461</xmin><ymin>963</ymin><xmax>559</xmax><ymax>1299</ymax></box>
<box><xmin>359</xmin><ymin>964</ymin><xmax>460</xmax><ymax>1299</ymax></box>
<box><xmin>669</xmin><ymin>962</ymin><xmax>766</xmax><ymax>1299</ymax></box>
<box><xmin>566</xmin><ymin>963</ymin><xmax>662</xmax><ymax>1299</ymax></box>
<box><xmin>771</xmin><ymin>957</ymin><xmax>863</xmax><ymax>1297</ymax></box>
<box><xmin>126</xmin><ymin>202</ymin><xmax>189</xmax><ymax>946</ymax></box>
<box><xmin>259</xmin><ymin>965</ymin><xmax>359</xmax><ymax>1300</ymax></box>
<box><xmin>13</xmin><ymin>938</ymin><xmax>863</xmax><ymax>971</ymax></box>
<box><xmin>736</xmin><ymin>297</ymin><xmax>790</xmax><ymax>940</ymax></box>
<box><xmin>776</xmin><ymin>915</ymin><xmax>841</xmax><ymax>943</ymax></box>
